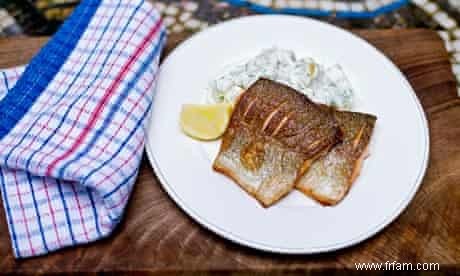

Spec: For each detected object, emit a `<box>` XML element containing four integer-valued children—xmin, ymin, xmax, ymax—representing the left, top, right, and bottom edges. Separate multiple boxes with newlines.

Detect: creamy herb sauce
<box><xmin>207</xmin><ymin>48</ymin><xmax>354</xmax><ymax>109</ymax></box>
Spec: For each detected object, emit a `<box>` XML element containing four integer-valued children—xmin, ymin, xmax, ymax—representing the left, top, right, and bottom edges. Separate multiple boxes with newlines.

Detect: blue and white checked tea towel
<box><xmin>0</xmin><ymin>0</ymin><xmax>166</xmax><ymax>258</ymax></box>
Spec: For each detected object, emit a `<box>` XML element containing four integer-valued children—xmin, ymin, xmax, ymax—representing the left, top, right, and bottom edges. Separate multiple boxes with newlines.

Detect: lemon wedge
<box><xmin>180</xmin><ymin>103</ymin><xmax>233</xmax><ymax>140</ymax></box>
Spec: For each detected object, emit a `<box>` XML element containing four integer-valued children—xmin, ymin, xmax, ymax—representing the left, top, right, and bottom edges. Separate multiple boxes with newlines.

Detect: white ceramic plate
<box><xmin>145</xmin><ymin>15</ymin><xmax>429</xmax><ymax>254</ymax></box>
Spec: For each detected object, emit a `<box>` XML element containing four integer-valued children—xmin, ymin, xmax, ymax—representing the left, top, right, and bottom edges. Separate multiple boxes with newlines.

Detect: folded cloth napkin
<box><xmin>0</xmin><ymin>0</ymin><xmax>166</xmax><ymax>258</ymax></box>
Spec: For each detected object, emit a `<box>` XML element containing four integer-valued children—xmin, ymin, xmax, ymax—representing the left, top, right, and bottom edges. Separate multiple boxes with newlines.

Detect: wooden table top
<box><xmin>0</xmin><ymin>29</ymin><xmax>459</xmax><ymax>275</ymax></box>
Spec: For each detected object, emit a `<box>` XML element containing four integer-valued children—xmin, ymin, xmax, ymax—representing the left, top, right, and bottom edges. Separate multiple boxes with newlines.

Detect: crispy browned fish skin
<box><xmin>296</xmin><ymin>109</ymin><xmax>377</xmax><ymax>205</ymax></box>
<box><xmin>213</xmin><ymin>78</ymin><xmax>342</xmax><ymax>207</ymax></box>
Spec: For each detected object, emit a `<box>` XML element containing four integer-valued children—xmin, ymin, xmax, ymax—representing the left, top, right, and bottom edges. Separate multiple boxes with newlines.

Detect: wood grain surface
<box><xmin>0</xmin><ymin>29</ymin><xmax>459</xmax><ymax>275</ymax></box>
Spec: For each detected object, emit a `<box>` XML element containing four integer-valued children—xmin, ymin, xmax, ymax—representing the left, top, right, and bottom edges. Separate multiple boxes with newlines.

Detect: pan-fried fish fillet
<box><xmin>296</xmin><ymin>109</ymin><xmax>377</xmax><ymax>205</ymax></box>
<box><xmin>213</xmin><ymin>79</ymin><xmax>342</xmax><ymax>207</ymax></box>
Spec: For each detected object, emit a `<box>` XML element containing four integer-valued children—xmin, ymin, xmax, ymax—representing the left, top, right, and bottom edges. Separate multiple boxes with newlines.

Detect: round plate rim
<box><xmin>145</xmin><ymin>14</ymin><xmax>430</xmax><ymax>254</ymax></box>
